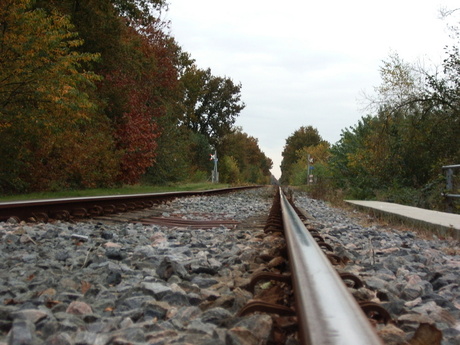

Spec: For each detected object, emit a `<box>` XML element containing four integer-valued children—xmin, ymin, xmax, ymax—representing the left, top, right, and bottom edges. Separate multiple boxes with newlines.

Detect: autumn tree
<box><xmin>280</xmin><ymin>126</ymin><xmax>325</xmax><ymax>184</ymax></box>
<box><xmin>365</xmin><ymin>50</ymin><xmax>460</xmax><ymax>170</ymax></box>
<box><xmin>325</xmin><ymin>10</ymin><xmax>460</xmax><ymax>208</ymax></box>
<box><xmin>32</xmin><ymin>0</ymin><xmax>181</xmax><ymax>185</ymax></box>
<box><xmin>289</xmin><ymin>142</ymin><xmax>331</xmax><ymax>186</ymax></box>
<box><xmin>329</xmin><ymin>116</ymin><xmax>386</xmax><ymax>198</ymax></box>
<box><xmin>330</xmin><ymin>45</ymin><xmax>459</xmax><ymax>205</ymax></box>
<box><xmin>103</xmin><ymin>22</ymin><xmax>180</xmax><ymax>184</ymax></box>
<box><xmin>423</xmin><ymin>20</ymin><xmax>460</xmax><ymax>170</ymax></box>
<box><xmin>0</xmin><ymin>0</ymin><xmax>118</xmax><ymax>193</ymax></box>
<box><xmin>1</xmin><ymin>0</ymin><xmax>252</xmax><ymax>191</ymax></box>
<box><xmin>111</xmin><ymin>0</ymin><xmax>167</xmax><ymax>24</ymax></box>
<box><xmin>218</xmin><ymin>129</ymin><xmax>273</xmax><ymax>184</ymax></box>
<box><xmin>34</xmin><ymin>0</ymin><xmax>169</xmax><ymax>59</ymax></box>
<box><xmin>219</xmin><ymin>156</ymin><xmax>241</xmax><ymax>184</ymax></box>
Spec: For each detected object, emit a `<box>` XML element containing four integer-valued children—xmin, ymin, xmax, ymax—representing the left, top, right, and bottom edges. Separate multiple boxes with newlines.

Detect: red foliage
<box><xmin>104</xmin><ymin>20</ymin><xmax>180</xmax><ymax>184</ymax></box>
<box><xmin>137</xmin><ymin>21</ymin><xmax>180</xmax><ymax>100</ymax></box>
<box><xmin>105</xmin><ymin>71</ymin><xmax>160</xmax><ymax>184</ymax></box>
<box><xmin>117</xmin><ymin>91</ymin><xmax>162</xmax><ymax>184</ymax></box>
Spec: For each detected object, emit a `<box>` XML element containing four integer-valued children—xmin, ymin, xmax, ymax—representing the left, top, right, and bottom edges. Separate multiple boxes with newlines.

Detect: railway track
<box><xmin>237</xmin><ymin>188</ymin><xmax>387</xmax><ymax>344</ymax></box>
<box><xmin>0</xmin><ymin>186</ymin><xmax>454</xmax><ymax>344</ymax></box>
<box><xmin>0</xmin><ymin>186</ymin><xmax>261</xmax><ymax>223</ymax></box>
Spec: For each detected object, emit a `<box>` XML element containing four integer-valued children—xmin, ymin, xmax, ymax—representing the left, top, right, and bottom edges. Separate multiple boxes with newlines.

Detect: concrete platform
<box><xmin>345</xmin><ymin>200</ymin><xmax>460</xmax><ymax>240</ymax></box>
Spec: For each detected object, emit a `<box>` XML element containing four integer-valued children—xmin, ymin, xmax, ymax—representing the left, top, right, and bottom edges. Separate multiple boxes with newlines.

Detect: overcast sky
<box><xmin>165</xmin><ymin>0</ymin><xmax>458</xmax><ymax>178</ymax></box>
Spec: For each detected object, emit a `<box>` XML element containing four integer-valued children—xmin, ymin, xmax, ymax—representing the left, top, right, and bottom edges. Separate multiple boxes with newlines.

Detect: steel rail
<box><xmin>279</xmin><ymin>187</ymin><xmax>383</xmax><ymax>345</ymax></box>
<box><xmin>0</xmin><ymin>186</ymin><xmax>261</xmax><ymax>222</ymax></box>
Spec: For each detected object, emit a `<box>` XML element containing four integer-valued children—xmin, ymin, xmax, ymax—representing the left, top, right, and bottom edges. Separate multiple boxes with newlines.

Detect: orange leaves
<box><xmin>0</xmin><ymin>0</ymin><xmax>120</xmax><ymax>193</ymax></box>
<box><xmin>0</xmin><ymin>0</ymin><xmax>101</xmax><ymax>118</ymax></box>
<box><xmin>0</xmin><ymin>0</ymin><xmax>188</xmax><ymax>192</ymax></box>
<box><xmin>0</xmin><ymin>0</ymin><xmax>100</xmax><ymax>125</ymax></box>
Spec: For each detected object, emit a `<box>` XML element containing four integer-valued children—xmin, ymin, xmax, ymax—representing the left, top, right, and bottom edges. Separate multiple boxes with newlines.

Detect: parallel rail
<box><xmin>279</xmin><ymin>188</ymin><xmax>383</xmax><ymax>344</ymax></box>
<box><xmin>2</xmin><ymin>186</ymin><xmax>386</xmax><ymax>343</ymax></box>
<box><xmin>0</xmin><ymin>186</ymin><xmax>261</xmax><ymax>222</ymax></box>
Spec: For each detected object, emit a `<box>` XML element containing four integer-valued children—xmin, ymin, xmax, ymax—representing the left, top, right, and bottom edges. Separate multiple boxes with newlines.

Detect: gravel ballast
<box><xmin>295</xmin><ymin>194</ymin><xmax>460</xmax><ymax>345</ymax></box>
<box><xmin>0</xmin><ymin>187</ymin><xmax>459</xmax><ymax>345</ymax></box>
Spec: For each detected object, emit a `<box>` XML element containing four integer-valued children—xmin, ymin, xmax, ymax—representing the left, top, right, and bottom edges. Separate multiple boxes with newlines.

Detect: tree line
<box><xmin>0</xmin><ymin>0</ymin><xmax>273</xmax><ymax>194</ymax></box>
<box><xmin>280</xmin><ymin>12</ymin><xmax>459</xmax><ymax>210</ymax></box>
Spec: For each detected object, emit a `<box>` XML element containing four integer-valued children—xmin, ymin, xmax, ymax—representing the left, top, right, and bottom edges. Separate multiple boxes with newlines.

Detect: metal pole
<box><xmin>211</xmin><ymin>150</ymin><xmax>219</xmax><ymax>183</ymax></box>
<box><xmin>446</xmin><ymin>168</ymin><xmax>453</xmax><ymax>191</ymax></box>
<box><xmin>214</xmin><ymin>150</ymin><xmax>218</xmax><ymax>183</ymax></box>
<box><xmin>446</xmin><ymin>168</ymin><xmax>454</xmax><ymax>213</ymax></box>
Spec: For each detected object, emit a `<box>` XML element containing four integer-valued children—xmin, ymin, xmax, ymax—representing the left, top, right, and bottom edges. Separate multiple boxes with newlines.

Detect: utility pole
<box><xmin>307</xmin><ymin>154</ymin><xmax>313</xmax><ymax>185</ymax></box>
<box><xmin>210</xmin><ymin>150</ymin><xmax>219</xmax><ymax>183</ymax></box>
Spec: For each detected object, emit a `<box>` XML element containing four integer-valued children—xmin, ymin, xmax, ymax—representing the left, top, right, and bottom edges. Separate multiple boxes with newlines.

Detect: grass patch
<box><xmin>0</xmin><ymin>183</ymin><xmax>231</xmax><ymax>202</ymax></box>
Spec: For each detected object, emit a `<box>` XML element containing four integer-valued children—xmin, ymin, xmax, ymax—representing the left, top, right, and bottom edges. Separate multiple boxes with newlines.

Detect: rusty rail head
<box><xmin>279</xmin><ymin>187</ymin><xmax>383</xmax><ymax>345</ymax></box>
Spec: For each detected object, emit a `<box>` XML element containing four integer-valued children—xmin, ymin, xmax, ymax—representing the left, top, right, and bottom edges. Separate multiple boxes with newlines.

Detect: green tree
<box><xmin>218</xmin><ymin>129</ymin><xmax>273</xmax><ymax>184</ymax></box>
<box><xmin>290</xmin><ymin>142</ymin><xmax>331</xmax><ymax>186</ymax></box>
<box><xmin>329</xmin><ymin>116</ymin><xmax>379</xmax><ymax>199</ymax></box>
<box><xmin>219</xmin><ymin>156</ymin><xmax>241</xmax><ymax>184</ymax></box>
<box><xmin>368</xmin><ymin>52</ymin><xmax>460</xmax><ymax>171</ymax></box>
<box><xmin>143</xmin><ymin>117</ymin><xmax>214</xmax><ymax>185</ymax></box>
<box><xmin>143</xmin><ymin>118</ymin><xmax>191</xmax><ymax>185</ymax></box>
<box><xmin>331</xmin><ymin>48</ymin><xmax>459</xmax><ymax>202</ymax></box>
<box><xmin>180</xmin><ymin>67</ymin><xmax>245</xmax><ymax>146</ymax></box>
<box><xmin>280</xmin><ymin>126</ymin><xmax>325</xmax><ymax>184</ymax></box>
